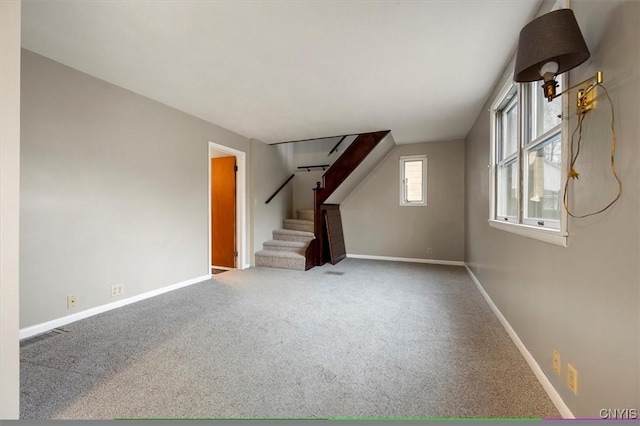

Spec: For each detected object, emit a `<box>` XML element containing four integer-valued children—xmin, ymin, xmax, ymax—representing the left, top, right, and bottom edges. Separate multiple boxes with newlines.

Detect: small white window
<box><xmin>400</xmin><ymin>155</ymin><xmax>427</xmax><ymax>206</ymax></box>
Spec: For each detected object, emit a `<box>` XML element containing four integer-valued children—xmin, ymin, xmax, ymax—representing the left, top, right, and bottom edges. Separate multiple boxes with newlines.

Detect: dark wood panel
<box><xmin>323</xmin><ymin>205</ymin><xmax>346</xmax><ymax>265</ymax></box>
<box><xmin>316</xmin><ymin>130</ymin><xmax>390</xmax><ymax>204</ymax></box>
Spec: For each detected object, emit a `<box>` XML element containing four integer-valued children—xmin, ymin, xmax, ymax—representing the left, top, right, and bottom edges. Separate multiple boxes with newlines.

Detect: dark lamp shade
<box><xmin>514</xmin><ymin>8</ymin><xmax>590</xmax><ymax>82</ymax></box>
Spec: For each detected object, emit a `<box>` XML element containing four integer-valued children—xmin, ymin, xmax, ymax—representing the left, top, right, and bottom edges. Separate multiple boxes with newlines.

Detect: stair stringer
<box><xmin>324</xmin><ymin>132</ymin><xmax>395</xmax><ymax>205</ymax></box>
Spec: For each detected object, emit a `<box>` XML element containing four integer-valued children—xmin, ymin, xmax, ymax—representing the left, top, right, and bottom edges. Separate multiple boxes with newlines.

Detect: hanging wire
<box><xmin>562</xmin><ymin>83</ymin><xmax>622</xmax><ymax>218</ymax></box>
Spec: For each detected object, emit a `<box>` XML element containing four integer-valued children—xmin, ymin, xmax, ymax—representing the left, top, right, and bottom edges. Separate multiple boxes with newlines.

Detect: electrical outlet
<box><xmin>67</xmin><ymin>295</ymin><xmax>78</xmax><ymax>309</ymax></box>
<box><xmin>110</xmin><ymin>284</ymin><xmax>124</xmax><ymax>297</ymax></box>
<box><xmin>553</xmin><ymin>349</ymin><xmax>561</xmax><ymax>375</ymax></box>
<box><xmin>427</xmin><ymin>248</ymin><xmax>432</xmax><ymax>255</ymax></box>
<box><xmin>567</xmin><ymin>363</ymin><xmax>578</xmax><ymax>395</ymax></box>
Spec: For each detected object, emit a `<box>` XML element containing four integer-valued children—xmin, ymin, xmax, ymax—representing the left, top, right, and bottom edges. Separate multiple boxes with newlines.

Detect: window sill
<box><xmin>488</xmin><ymin>219</ymin><xmax>568</xmax><ymax>247</ymax></box>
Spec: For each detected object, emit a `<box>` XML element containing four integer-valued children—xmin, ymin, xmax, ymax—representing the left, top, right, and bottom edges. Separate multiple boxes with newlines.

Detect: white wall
<box><xmin>249</xmin><ymin>139</ymin><xmax>293</xmax><ymax>259</ymax></box>
<box><xmin>292</xmin><ymin>170</ymin><xmax>323</xmax><ymax>213</ymax></box>
<box><xmin>0</xmin><ymin>0</ymin><xmax>21</xmax><ymax>419</ymax></box>
<box><xmin>341</xmin><ymin>141</ymin><xmax>465</xmax><ymax>262</ymax></box>
<box><xmin>464</xmin><ymin>0</ymin><xmax>639</xmax><ymax>416</ymax></box>
<box><xmin>20</xmin><ymin>50</ymin><xmax>251</xmax><ymax>328</ymax></box>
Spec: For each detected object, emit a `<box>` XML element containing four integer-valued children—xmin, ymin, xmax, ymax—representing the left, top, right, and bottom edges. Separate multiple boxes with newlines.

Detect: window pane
<box><xmin>533</xmin><ymin>75</ymin><xmax>562</xmax><ymax>138</ymax></box>
<box><xmin>526</xmin><ymin>134</ymin><xmax>561</xmax><ymax>221</ymax></box>
<box><xmin>501</xmin><ymin>99</ymin><xmax>518</xmax><ymax>159</ymax></box>
<box><xmin>404</xmin><ymin>160</ymin><xmax>423</xmax><ymax>202</ymax></box>
<box><xmin>497</xmin><ymin>160</ymin><xmax>518</xmax><ymax>218</ymax></box>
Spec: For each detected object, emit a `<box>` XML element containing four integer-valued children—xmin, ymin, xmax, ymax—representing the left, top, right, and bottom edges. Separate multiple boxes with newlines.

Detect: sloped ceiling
<box><xmin>22</xmin><ymin>0</ymin><xmax>540</xmax><ymax>144</ymax></box>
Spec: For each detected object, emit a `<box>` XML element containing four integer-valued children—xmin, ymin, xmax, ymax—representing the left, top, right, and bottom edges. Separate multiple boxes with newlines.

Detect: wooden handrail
<box><xmin>272</xmin><ymin>133</ymin><xmax>357</xmax><ymax>145</ymax></box>
<box><xmin>297</xmin><ymin>165</ymin><xmax>330</xmax><ymax>171</ymax></box>
<box><xmin>265</xmin><ymin>174</ymin><xmax>294</xmax><ymax>204</ymax></box>
<box><xmin>328</xmin><ymin>135</ymin><xmax>347</xmax><ymax>156</ymax></box>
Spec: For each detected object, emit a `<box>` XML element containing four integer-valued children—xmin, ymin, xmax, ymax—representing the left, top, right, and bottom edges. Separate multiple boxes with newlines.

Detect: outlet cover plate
<box><xmin>553</xmin><ymin>349</ymin><xmax>561</xmax><ymax>375</ymax></box>
<box><xmin>567</xmin><ymin>363</ymin><xmax>578</xmax><ymax>395</ymax></box>
<box><xmin>67</xmin><ymin>295</ymin><xmax>78</xmax><ymax>309</ymax></box>
<box><xmin>110</xmin><ymin>284</ymin><xmax>124</xmax><ymax>297</ymax></box>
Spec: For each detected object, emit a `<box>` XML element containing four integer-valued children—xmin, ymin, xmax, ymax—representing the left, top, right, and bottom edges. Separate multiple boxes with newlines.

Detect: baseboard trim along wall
<box><xmin>463</xmin><ymin>264</ymin><xmax>574</xmax><ymax>419</ymax></box>
<box><xmin>20</xmin><ymin>274</ymin><xmax>212</xmax><ymax>340</ymax></box>
<box><xmin>347</xmin><ymin>254</ymin><xmax>464</xmax><ymax>266</ymax></box>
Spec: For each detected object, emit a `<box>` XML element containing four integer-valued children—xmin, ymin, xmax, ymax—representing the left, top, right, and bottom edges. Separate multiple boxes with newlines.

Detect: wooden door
<box><xmin>211</xmin><ymin>156</ymin><xmax>236</xmax><ymax>268</ymax></box>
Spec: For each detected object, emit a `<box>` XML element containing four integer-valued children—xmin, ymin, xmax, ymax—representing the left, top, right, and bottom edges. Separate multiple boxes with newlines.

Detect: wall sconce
<box><xmin>514</xmin><ymin>8</ymin><xmax>602</xmax><ymax>113</ymax></box>
<box><xmin>515</xmin><ymin>9</ymin><xmax>621</xmax><ymax>219</ymax></box>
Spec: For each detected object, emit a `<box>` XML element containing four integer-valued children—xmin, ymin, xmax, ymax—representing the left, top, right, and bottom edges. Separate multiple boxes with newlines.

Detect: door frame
<box><xmin>208</xmin><ymin>142</ymin><xmax>248</xmax><ymax>270</ymax></box>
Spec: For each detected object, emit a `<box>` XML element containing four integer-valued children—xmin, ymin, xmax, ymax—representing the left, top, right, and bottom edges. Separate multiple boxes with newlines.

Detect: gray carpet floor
<box><xmin>20</xmin><ymin>259</ymin><xmax>560</xmax><ymax>419</ymax></box>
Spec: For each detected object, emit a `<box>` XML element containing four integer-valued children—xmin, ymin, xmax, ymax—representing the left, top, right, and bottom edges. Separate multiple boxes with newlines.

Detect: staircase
<box><xmin>307</xmin><ymin>130</ymin><xmax>392</xmax><ymax>268</ymax></box>
<box><xmin>255</xmin><ymin>209</ymin><xmax>315</xmax><ymax>271</ymax></box>
<box><xmin>257</xmin><ymin>130</ymin><xmax>394</xmax><ymax>271</ymax></box>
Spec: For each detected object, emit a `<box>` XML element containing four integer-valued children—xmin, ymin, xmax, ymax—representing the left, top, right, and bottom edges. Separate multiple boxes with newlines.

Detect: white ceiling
<box><xmin>22</xmin><ymin>0</ymin><xmax>540</xmax><ymax>144</ymax></box>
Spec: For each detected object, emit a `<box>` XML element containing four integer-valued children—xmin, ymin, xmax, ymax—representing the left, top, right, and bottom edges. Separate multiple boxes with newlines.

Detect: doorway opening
<box><xmin>208</xmin><ymin>142</ymin><xmax>248</xmax><ymax>272</ymax></box>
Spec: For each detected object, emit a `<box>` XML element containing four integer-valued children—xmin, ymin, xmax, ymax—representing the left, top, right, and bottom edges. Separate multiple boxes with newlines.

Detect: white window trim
<box><xmin>399</xmin><ymin>155</ymin><xmax>427</xmax><ymax>207</ymax></box>
<box><xmin>488</xmin><ymin>219</ymin><xmax>568</xmax><ymax>246</ymax></box>
<box><xmin>495</xmin><ymin>87</ymin><xmax>519</xmax><ymax>224</ymax></box>
<box><xmin>488</xmin><ymin>72</ymin><xmax>569</xmax><ymax>247</ymax></box>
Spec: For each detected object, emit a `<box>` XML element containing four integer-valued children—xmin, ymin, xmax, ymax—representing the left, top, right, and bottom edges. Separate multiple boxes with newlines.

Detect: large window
<box><xmin>400</xmin><ymin>155</ymin><xmax>427</xmax><ymax>206</ymax></box>
<box><xmin>490</xmin><ymin>74</ymin><xmax>567</xmax><ymax>245</ymax></box>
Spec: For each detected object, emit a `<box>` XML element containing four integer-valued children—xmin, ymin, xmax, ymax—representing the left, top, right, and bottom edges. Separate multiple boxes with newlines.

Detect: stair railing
<box><xmin>328</xmin><ymin>135</ymin><xmax>347</xmax><ymax>156</ymax></box>
<box><xmin>265</xmin><ymin>162</ymin><xmax>336</xmax><ymax>204</ymax></box>
<box><xmin>265</xmin><ymin>174</ymin><xmax>294</xmax><ymax>204</ymax></box>
<box><xmin>297</xmin><ymin>165</ymin><xmax>330</xmax><ymax>172</ymax></box>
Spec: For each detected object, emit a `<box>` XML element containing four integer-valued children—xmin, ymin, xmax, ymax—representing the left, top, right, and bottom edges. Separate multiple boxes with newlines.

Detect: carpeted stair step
<box><xmin>272</xmin><ymin>229</ymin><xmax>315</xmax><ymax>243</ymax></box>
<box><xmin>297</xmin><ymin>209</ymin><xmax>314</xmax><ymax>222</ymax></box>
<box><xmin>255</xmin><ymin>250</ymin><xmax>306</xmax><ymax>271</ymax></box>
<box><xmin>283</xmin><ymin>218</ymin><xmax>314</xmax><ymax>233</ymax></box>
<box><xmin>263</xmin><ymin>239</ymin><xmax>308</xmax><ymax>254</ymax></box>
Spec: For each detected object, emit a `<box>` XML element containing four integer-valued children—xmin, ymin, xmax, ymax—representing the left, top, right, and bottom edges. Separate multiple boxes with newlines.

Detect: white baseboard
<box><xmin>20</xmin><ymin>274</ymin><xmax>212</xmax><ymax>340</ymax></box>
<box><xmin>347</xmin><ymin>253</ymin><xmax>464</xmax><ymax>266</ymax></box>
<box><xmin>463</xmin><ymin>264</ymin><xmax>574</xmax><ymax>419</ymax></box>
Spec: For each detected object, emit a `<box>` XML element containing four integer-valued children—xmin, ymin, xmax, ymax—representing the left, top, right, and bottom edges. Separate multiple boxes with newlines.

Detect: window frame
<box><xmin>489</xmin><ymin>73</ymin><xmax>569</xmax><ymax>247</ymax></box>
<box><xmin>494</xmin><ymin>86</ymin><xmax>519</xmax><ymax>223</ymax></box>
<box><xmin>399</xmin><ymin>155</ymin><xmax>427</xmax><ymax>207</ymax></box>
<box><xmin>522</xmin><ymin>127</ymin><xmax>562</xmax><ymax>230</ymax></box>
